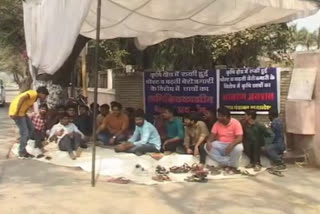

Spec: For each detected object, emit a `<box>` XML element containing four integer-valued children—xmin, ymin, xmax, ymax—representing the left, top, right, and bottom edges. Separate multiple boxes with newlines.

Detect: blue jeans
<box><xmin>265</xmin><ymin>143</ymin><xmax>285</xmax><ymax>165</ymax></box>
<box><xmin>14</xmin><ymin>116</ymin><xmax>34</xmax><ymax>156</ymax></box>
<box><xmin>97</xmin><ymin>132</ymin><xmax>127</xmax><ymax>145</ymax></box>
<box><xmin>205</xmin><ymin>141</ymin><xmax>243</xmax><ymax>168</ymax></box>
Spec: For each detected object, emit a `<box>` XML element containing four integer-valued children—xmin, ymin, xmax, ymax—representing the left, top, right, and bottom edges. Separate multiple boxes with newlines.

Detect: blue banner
<box><xmin>144</xmin><ymin>70</ymin><xmax>217</xmax><ymax>115</ymax></box>
<box><xmin>219</xmin><ymin>67</ymin><xmax>279</xmax><ymax>112</ymax></box>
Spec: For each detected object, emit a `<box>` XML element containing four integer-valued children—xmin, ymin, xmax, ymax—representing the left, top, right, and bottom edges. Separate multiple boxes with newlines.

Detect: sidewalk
<box><xmin>0</xmin><ymin>106</ymin><xmax>319</xmax><ymax>214</ymax></box>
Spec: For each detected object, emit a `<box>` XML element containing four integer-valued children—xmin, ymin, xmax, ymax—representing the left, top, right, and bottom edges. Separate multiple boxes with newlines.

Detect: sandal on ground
<box><xmin>184</xmin><ymin>175</ymin><xmax>208</xmax><ymax>183</ymax></box>
<box><xmin>191</xmin><ymin>163</ymin><xmax>204</xmax><ymax>172</ymax></box>
<box><xmin>194</xmin><ymin>169</ymin><xmax>209</xmax><ymax>178</ymax></box>
<box><xmin>182</xmin><ymin>163</ymin><xmax>191</xmax><ymax>171</ymax></box>
<box><xmin>267</xmin><ymin>168</ymin><xmax>284</xmax><ymax>177</ymax></box>
<box><xmin>206</xmin><ymin>165</ymin><xmax>221</xmax><ymax>175</ymax></box>
<box><xmin>107</xmin><ymin>177</ymin><xmax>131</xmax><ymax>184</ymax></box>
<box><xmin>169</xmin><ymin>163</ymin><xmax>191</xmax><ymax>173</ymax></box>
<box><xmin>254</xmin><ymin>165</ymin><xmax>262</xmax><ymax>172</ymax></box>
<box><xmin>152</xmin><ymin>174</ymin><xmax>171</xmax><ymax>182</ymax></box>
<box><xmin>45</xmin><ymin>156</ymin><xmax>52</xmax><ymax>160</ymax></box>
<box><xmin>170</xmin><ymin>166</ymin><xmax>188</xmax><ymax>173</ymax></box>
<box><xmin>156</xmin><ymin>165</ymin><xmax>169</xmax><ymax>175</ymax></box>
<box><xmin>245</xmin><ymin>163</ymin><xmax>255</xmax><ymax>169</ymax></box>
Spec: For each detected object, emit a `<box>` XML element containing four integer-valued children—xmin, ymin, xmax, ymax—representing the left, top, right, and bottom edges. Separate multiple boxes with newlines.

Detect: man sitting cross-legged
<box><xmin>204</xmin><ymin>107</ymin><xmax>244</xmax><ymax>170</ymax></box>
<box><xmin>74</xmin><ymin>105</ymin><xmax>92</xmax><ymax>145</ymax></box>
<box><xmin>265</xmin><ymin>108</ymin><xmax>286</xmax><ymax>170</ymax></box>
<box><xmin>29</xmin><ymin>104</ymin><xmax>49</xmax><ymax>151</ymax></box>
<box><xmin>161</xmin><ymin>106</ymin><xmax>184</xmax><ymax>153</ymax></box>
<box><xmin>96</xmin><ymin>102</ymin><xmax>129</xmax><ymax>145</ymax></box>
<box><xmin>184</xmin><ymin>113</ymin><xmax>209</xmax><ymax>164</ymax></box>
<box><xmin>96</xmin><ymin>104</ymin><xmax>110</xmax><ymax>127</ymax></box>
<box><xmin>115</xmin><ymin>109</ymin><xmax>161</xmax><ymax>156</ymax></box>
<box><xmin>242</xmin><ymin>109</ymin><xmax>272</xmax><ymax>172</ymax></box>
<box><xmin>49</xmin><ymin>113</ymin><xmax>84</xmax><ymax>160</ymax></box>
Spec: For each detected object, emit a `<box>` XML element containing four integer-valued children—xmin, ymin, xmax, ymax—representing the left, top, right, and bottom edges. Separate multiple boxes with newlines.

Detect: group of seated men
<box><xmin>14</xmin><ymin>88</ymin><xmax>285</xmax><ymax>170</ymax></box>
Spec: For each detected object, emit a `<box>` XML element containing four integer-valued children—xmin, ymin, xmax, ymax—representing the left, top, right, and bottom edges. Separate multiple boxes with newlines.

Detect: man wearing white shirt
<box><xmin>115</xmin><ymin>109</ymin><xmax>161</xmax><ymax>156</ymax></box>
<box><xmin>49</xmin><ymin>113</ymin><xmax>84</xmax><ymax>160</ymax></box>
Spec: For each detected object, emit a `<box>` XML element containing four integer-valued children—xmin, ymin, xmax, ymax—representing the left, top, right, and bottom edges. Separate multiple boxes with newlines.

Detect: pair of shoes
<box><xmin>152</xmin><ymin>174</ymin><xmax>171</xmax><ymax>182</ymax></box>
<box><xmin>169</xmin><ymin>163</ymin><xmax>191</xmax><ymax>173</ymax></box>
<box><xmin>185</xmin><ymin>170</ymin><xmax>208</xmax><ymax>183</ymax></box>
<box><xmin>254</xmin><ymin>165</ymin><xmax>262</xmax><ymax>172</ymax></box>
<box><xmin>18</xmin><ymin>153</ymin><xmax>34</xmax><ymax>159</ymax></box>
<box><xmin>205</xmin><ymin>165</ymin><xmax>221</xmax><ymax>175</ymax></box>
<box><xmin>191</xmin><ymin>163</ymin><xmax>204</xmax><ymax>172</ymax></box>
<box><xmin>80</xmin><ymin>144</ymin><xmax>88</xmax><ymax>149</ymax></box>
<box><xmin>156</xmin><ymin>165</ymin><xmax>169</xmax><ymax>175</ymax></box>
<box><xmin>245</xmin><ymin>163</ymin><xmax>255</xmax><ymax>169</ymax></box>
<box><xmin>273</xmin><ymin>164</ymin><xmax>287</xmax><ymax>171</ymax></box>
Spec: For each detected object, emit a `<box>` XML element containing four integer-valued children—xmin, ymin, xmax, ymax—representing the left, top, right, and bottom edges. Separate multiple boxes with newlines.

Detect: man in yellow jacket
<box><xmin>9</xmin><ymin>86</ymin><xmax>49</xmax><ymax>158</ymax></box>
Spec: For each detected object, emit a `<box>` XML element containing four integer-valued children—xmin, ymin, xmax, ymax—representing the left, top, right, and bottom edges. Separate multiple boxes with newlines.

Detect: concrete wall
<box><xmin>87</xmin><ymin>88</ymin><xmax>115</xmax><ymax>105</ymax></box>
<box><xmin>286</xmin><ymin>51</ymin><xmax>320</xmax><ymax>166</ymax></box>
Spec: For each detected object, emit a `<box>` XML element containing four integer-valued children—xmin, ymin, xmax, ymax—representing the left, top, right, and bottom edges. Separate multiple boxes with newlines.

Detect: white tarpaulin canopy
<box><xmin>23</xmin><ymin>0</ymin><xmax>319</xmax><ymax>75</ymax></box>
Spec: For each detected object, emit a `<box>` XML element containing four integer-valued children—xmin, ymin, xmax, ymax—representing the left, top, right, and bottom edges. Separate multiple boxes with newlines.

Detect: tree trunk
<box><xmin>35</xmin><ymin>35</ymin><xmax>90</xmax><ymax>108</ymax></box>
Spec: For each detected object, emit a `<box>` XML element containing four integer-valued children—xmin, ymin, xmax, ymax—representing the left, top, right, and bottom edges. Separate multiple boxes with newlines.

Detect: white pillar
<box><xmin>107</xmin><ymin>69</ymin><xmax>113</xmax><ymax>89</ymax></box>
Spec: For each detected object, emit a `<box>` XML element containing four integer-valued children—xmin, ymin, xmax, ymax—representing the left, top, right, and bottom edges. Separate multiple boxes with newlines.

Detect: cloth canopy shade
<box><xmin>23</xmin><ymin>0</ymin><xmax>319</xmax><ymax>76</ymax></box>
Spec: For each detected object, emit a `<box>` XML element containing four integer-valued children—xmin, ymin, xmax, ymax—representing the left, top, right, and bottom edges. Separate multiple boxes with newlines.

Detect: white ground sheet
<box><xmin>11</xmin><ymin>141</ymin><xmax>269</xmax><ymax>185</ymax></box>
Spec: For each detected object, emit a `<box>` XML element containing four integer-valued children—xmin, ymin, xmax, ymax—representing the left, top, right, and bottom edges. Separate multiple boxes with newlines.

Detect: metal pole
<box><xmin>92</xmin><ymin>0</ymin><xmax>102</xmax><ymax>187</ymax></box>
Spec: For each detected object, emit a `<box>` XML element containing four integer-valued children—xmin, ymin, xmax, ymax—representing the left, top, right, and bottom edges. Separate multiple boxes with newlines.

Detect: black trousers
<box><xmin>31</xmin><ymin>130</ymin><xmax>46</xmax><ymax>149</ymax></box>
<box><xmin>162</xmin><ymin>140</ymin><xmax>185</xmax><ymax>154</ymax></box>
<box><xmin>192</xmin><ymin>144</ymin><xmax>207</xmax><ymax>164</ymax></box>
<box><xmin>180</xmin><ymin>144</ymin><xmax>207</xmax><ymax>164</ymax></box>
<box><xmin>244</xmin><ymin>142</ymin><xmax>262</xmax><ymax>165</ymax></box>
<box><xmin>59</xmin><ymin>133</ymin><xmax>83</xmax><ymax>153</ymax></box>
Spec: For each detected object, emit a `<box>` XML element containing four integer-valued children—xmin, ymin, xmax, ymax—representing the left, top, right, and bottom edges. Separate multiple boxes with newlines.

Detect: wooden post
<box><xmin>81</xmin><ymin>46</ymin><xmax>88</xmax><ymax>97</ymax></box>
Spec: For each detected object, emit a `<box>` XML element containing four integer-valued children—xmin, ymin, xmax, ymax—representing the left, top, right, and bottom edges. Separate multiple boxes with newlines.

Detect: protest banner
<box><xmin>219</xmin><ymin>67</ymin><xmax>280</xmax><ymax>113</ymax></box>
<box><xmin>144</xmin><ymin>70</ymin><xmax>217</xmax><ymax>115</ymax></box>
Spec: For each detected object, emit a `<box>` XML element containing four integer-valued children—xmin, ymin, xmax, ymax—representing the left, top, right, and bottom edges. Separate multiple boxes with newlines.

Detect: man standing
<box><xmin>205</xmin><ymin>107</ymin><xmax>243</xmax><ymax>169</ymax></box>
<box><xmin>96</xmin><ymin>102</ymin><xmax>129</xmax><ymax>145</ymax></box>
<box><xmin>184</xmin><ymin>113</ymin><xmax>209</xmax><ymax>163</ymax></box>
<box><xmin>115</xmin><ymin>109</ymin><xmax>161</xmax><ymax>155</ymax></box>
<box><xmin>162</xmin><ymin>106</ymin><xmax>184</xmax><ymax>153</ymax></box>
<box><xmin>9</xmin><ymin>86</ymin><xmax>49</xmax><ymax>158</ymax></box>
<box><xmin>29</xmin><ymin>104</ymin><xmax>49</xmax><ymax>150</ymax></box>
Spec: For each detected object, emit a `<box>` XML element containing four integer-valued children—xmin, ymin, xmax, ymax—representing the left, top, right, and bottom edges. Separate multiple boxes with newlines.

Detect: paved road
<box><xmin>0</xmin><ymin>106</ymin><xmax>319</xmax><ymax>214</ymax></box>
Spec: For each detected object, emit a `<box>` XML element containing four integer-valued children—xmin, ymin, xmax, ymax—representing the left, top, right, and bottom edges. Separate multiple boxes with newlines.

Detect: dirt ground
<box><xmin>0</xmin><ymin>106</ymin><xmax>319</xmax><ymax>214</ymax></box>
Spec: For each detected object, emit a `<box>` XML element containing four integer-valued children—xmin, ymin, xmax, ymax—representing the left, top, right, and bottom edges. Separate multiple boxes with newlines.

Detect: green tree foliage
<box><xmin>292</xmin><ymin>26</ymin><xmax>319</xmax><ymax>50</ymax></box>
<box><xmin>0</xmin><ymin>0</ymin><xmax>30</xmax><ymax>89</ymax></box>
<box><xmin>144</xmin><ymin>24</ymin><xmax>295</xmax><ymax>70</ymax></box>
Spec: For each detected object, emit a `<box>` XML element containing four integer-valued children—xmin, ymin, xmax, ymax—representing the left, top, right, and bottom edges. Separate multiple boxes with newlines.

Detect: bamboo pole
<box><xmin>91</xmin><ymin>0</ymin><xmax>102</xmax><ymax>187</ymax></box>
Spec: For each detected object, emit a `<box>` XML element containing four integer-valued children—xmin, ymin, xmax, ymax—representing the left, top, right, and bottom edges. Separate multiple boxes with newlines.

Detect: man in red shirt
<box><xmin>29</xmin><ymin>104</ymin><xmax>48</xmax><ymax>150</ymax></box>
<box><xmin>204</xmin><ymin>107</ymin><xmax>243</xmax><ymax>169</ymax></box>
